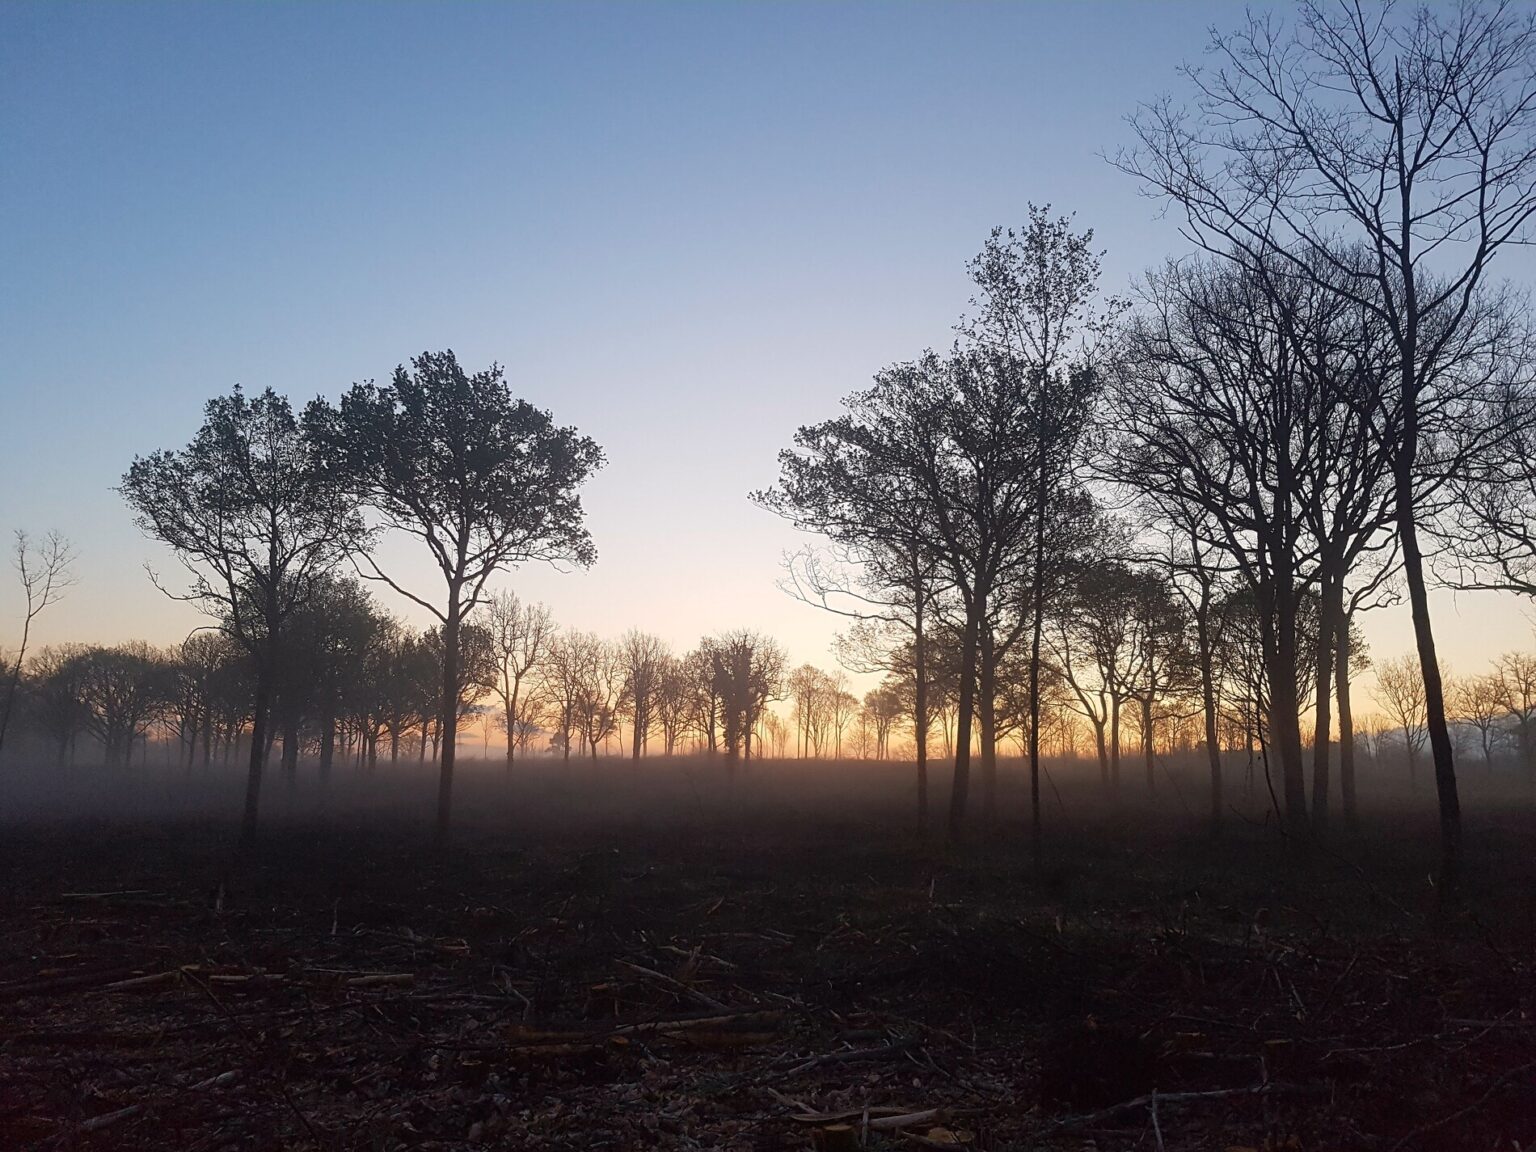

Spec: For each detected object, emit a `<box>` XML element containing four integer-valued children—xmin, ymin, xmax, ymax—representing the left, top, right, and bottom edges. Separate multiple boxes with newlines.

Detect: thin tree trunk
<box><xmin>1396</xmin><ymin>463</ymin><xmax>1459</xmax><ymax>885</ymax></box>
<box><xmin>1196</xmin><ymin>585</ymin><xmax>1221</xmax><ymax>831</ymax></box>
<box><xmin>1309</xmin><ymin>578</ymin><xmax>1337</xmax><ymax>832</ymax></box>
<box><xmin>436</xmin><ymin>586</ymin><xmax>462</xmax><ymax>844</ymax></box>
<box><xmin>1142</xmin><ymin>696</ymin><xmax>1155</xmax><ymax>795</ymax></box>
<box><xmin>1109</xmin><ymin>695</ymin><xmax>1122</xmax><ymax>796</ymax></box>
<box><xmin>914</xmin><ymin>586</ymin><xmax>929</xmax><ymax>834</ymax></box>
<box><xmin>978</xmin><ymin>625</ymin><xmax>998</xmax><ymax>829</ymax></box>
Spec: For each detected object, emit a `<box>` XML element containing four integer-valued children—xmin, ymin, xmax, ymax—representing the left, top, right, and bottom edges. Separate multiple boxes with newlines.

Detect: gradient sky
<box><xmin>1</xmin><ymin>0</ymin><xmax>1530</xmax><ymax>692</ymax></box>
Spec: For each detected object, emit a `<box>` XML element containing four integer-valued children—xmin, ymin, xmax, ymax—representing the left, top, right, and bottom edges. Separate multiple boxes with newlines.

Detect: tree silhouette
<box><xmin>121</xmin><ymin>386</ymin><xmax>364</xmax><ymax>847</ymax></box>
<box><xmin>305</xmin><ymin>350</ymin><xmax>602</xmax><ymax>840</ymax></box>
<box><xmin>1120</xmin><ymin>0</ymin><xmax>1536</xmax><ymax>882</ymax></box>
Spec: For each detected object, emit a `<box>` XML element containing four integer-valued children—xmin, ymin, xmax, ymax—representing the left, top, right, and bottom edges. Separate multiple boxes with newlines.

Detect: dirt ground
<box><xmin>1</xmin><ymin>761</ymin><xmax>1534</xmax><ymax>1151</ymax></box>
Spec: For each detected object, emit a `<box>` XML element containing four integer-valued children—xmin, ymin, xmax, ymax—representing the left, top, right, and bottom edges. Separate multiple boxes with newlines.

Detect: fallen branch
<box><xmin>1048</xmin><ymin>1083</ymin><xmax>1319</xmax><ymax>1131</ymax></box>
<box><xmin>777</xmin><ymin>1039</ymin><xmax>920</xmax><ymax>1078</ymax></box>
<box><xmin>616</xmin><ymin>959</ymin><xmax>726</xmax><ymax>1011</ymax></box>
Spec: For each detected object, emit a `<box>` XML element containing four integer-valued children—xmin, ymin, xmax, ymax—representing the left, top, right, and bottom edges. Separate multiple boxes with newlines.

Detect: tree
<box><xmin>1450</xmin><ymin>672</ymin><xmax>1508</xmax><ymax>772</ymax></box>
<box><xmin>1375</xmin><ymin>655</ymin><xmax>1429</xmax><ymax>785</ymax></box>
<box><xmin>569</xmin><ymin>633</ymin><xmax>621</xmax><ymax>759</ymax></box>
<box><xmin>618</xmin><ymin>631</ymin><xmax>669</xmax><ymax>759</ymax></box>
<box><xmin>959</xmin><ymin>206</ymin><xmax>1116</xmax><ymax>862</ymax></box>
<box><xmin>482</xmin><ymin>590</ymin><xmax>553</xmax><ymax>769</ymax></box>
<box><xmin>1121</xmin><ymin>0</ymin><xmax>1536</xmax><ymax>883</ymax></box>
<box><xmin>1121</xmin><ymin>568</ymin><xmax>1195</xmax><ymax>797</ymax></box>
<box><xmin>709</xmin><ymin>630</ymin><xmax>785</xmax><ymax>767</ymax></box>
<box><xmin>306</xmin><ymin>350</ymin><xmax>603</xmax><ymax>840</ymax></box>
<box><xmin>24</xmin><ymin>643</ymin><xmax>89</xmax><ymax>765</ymax></box>
<box><xmin>75</xmin><ymin>643</ymin><xmax>173</xmax><ymax>766</ymax></box>
<box><xmin>1111</xmin><ymin>257</ymin><xmax>1325</xmax><ymax>829</ymax></box>
<box><xmin>167</xmin><ymin>631</ymin><xmax>241</xmax><ymax>769</ymax></box>
<box><xmin>863</xmin><ymin>680</ymin><xmax>905</xmax><ymax>760</ymax></box>
<box><xmin>759</xmin><ymin>387</ymin><xmax>948</xmax><ymax>826</ymax></box>
<box><xmin>1492</xmin><ymin>651</ymin><xmax>1536</xmax><ymax>778</ymax></box>
<box><xmin>652</xmin><ymin>654</ymin><xmax>692</xmax><ymax>756</ymax></box>
<box><xmin>1053</xmin><ymin>557</ymin><xmax>1141</xmax><ymax>794</ymax></box>
<box><xmin>0</xmin><ymin>530</ymin><xmax>76</xmax><ymax>759</ymax></box>
<box><xmin>121</xmin><ymin>386</ymin><xmax>364</xmax><ymax>847</ymax></box>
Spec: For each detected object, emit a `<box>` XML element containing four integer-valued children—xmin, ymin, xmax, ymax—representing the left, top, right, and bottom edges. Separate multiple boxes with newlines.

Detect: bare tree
<box><xmin>1492</xmin><ymin>651</ymin><xmax>1536</xmax><ymax>778</ymax></box>
<box><xmin>1375</xmin><ymin>654</ymin><xmax>1430</xmax><ymax>785</ymax></box>
<box><xmin>618</xmin><ymin>630</ymin><xmax>669</xmax><ymax>759</ymax></box>
<box><xmin>1450</xmin><ymin>672</ymin><xmax>1508</xmax><ymax>772</ymax></box>
<box><xmin>1111</xmin><ymin>257</ymin><xmax>1325</xmax><ymax>829</ymax></box>
<box><xmin>75</xmin><ymin>642</ymin><xmax>174</xmax><ymax>766</ymax></box>
<box><xmin>1121</xmin><ymin>0</ymin><xmax>1536</xmax><ymax>881</ymax></box>
<box><xmin>0</xmin><ymin>530</ymin><xmax>76</xmax><ymax>759</ymax></box>
<box><xmin>482</xmin><ymin>590</ymin><xmax>553</xmax><ymax>769</ymax></box>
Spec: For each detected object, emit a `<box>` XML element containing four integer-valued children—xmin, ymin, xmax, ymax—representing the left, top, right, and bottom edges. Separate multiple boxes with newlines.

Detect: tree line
<box><xmin>4</xmin><ymin>3</ymin><xmax>1536</xmax><ymax>887</ymax></box>
<box><xmin>758</xmin><ymin>0</ymin><xmax>1536</xmax><ymax>885</ymax></box>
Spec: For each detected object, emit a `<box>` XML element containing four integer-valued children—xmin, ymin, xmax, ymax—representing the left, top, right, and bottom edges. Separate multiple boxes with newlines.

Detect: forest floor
<box><xmin>2</xmin><ymin>785</ymin><xmax>1534</xmax><ymax>1151</ymax></box>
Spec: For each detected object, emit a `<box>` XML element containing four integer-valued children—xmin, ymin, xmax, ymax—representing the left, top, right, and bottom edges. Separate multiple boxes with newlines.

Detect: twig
<box><xmin>1049</xmin><ymin>1083</ymin><xmax>1318</xmax><ymax>1131</ymax></box>
<box><xmin>615</xmin><ymin>959</ymin><xmax>726</xmax><ymax>1011</ymax></box>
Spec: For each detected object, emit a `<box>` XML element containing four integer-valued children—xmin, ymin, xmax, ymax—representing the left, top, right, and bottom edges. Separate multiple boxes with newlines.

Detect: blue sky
<box><xmin>1</xmin><ymin>0</ymin><xmax>1527</xmax><ymax>678</ymax></box>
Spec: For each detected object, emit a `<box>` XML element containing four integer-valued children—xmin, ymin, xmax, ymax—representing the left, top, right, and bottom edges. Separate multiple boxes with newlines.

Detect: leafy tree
<box><xmin>121</xmin><ymin>386</ymin><xmax>364</xmax><ymax>846</ymax></box>
<box><xmin>305</xmin><ymin>350</ymin><xmax>603</xmax><ymax>839</ymax></box>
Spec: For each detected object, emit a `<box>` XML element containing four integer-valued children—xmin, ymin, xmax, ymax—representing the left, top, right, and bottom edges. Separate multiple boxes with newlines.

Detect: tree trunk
<box><xmin>1109</xmin><ymin>695</ymin><xmax>1122</xmax><ymax>796</ymax></box>
<box><xmin>947</xmin><ymin>601</ymin><xmax>981</xmax><ymax>843</ymax></box>
<box><xmin>1027</xmin><ymin>557</ymin><xmax>1045</xmax><ymax>870</ymax></box>
<box><xmin>506</xmin><ymin>685</ymin><xmax>519</xmax><ymax>770</ymax></box>
<box><xmin>1309</xmin><ymin>577</ymin><xmax>1338</xmax><ymax>833</ymax></box>
<box><xmin>1263</xmin><ymin>572</ymin><xmax>1308</xmax><ymax>831</ymax></box>
<box><xmin>319</xmin><ymin>700</ymin><xmax>336</xmax><ymax>781</ymax></box>
<box><xmin>436</xmin><ymin>586</ymin><xmax>462</xmax><ymax>844</ymax></box>
<box><xmin>280</xmin><ymin>711</ymin><xmax>299</xmax><ymax>779</ymax></box>
<box><xmin>240</xmin><ymin>665</ymin><xmax>272</xmax><ymax>851</ymax></box>
<box><xmin>913</xmin><ymin>588</ymin><xmax>929</xmax><ymax>834</ymax></box>
<box><xmin>1396</xmin><ymin>464</ymin><xmax>1460</xmax><ymax>885</ymax></box>
<box><xmin>978</xmin><ymin>624</ymin><xmax>998</xmax><ymax>828</ymax></box>
<box><xmin>1142</xmin><ymin>696</ymin><xmax>1155</xmax><ymax>795</ymax></box>
<box><xmin>1196</xmin><ymin>586</ymin><xmax>1221</xmax><ymax>831</ymax></box>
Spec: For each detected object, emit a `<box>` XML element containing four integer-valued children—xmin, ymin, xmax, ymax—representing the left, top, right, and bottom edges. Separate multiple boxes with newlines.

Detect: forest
<box><xmin>4</xmin><ymin>2</ymin><xmax>1536</xmax><ymax>1150</ymax></box>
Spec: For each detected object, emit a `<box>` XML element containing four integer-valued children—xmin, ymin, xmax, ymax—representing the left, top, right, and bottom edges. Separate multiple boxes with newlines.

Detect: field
<box><xmin>1</xmin><ymin>756</ymin><xmax>1533</xmax><ymax>1151</ymax></box>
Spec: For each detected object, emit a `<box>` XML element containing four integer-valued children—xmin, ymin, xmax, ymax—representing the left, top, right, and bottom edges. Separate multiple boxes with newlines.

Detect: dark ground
<box><xmin>1</xmin><ymin>757</ymin><xmax>1534</xmax><ymax>1150</ymax></box>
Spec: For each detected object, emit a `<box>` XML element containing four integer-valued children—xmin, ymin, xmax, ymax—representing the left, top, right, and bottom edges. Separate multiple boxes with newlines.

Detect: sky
<box><xmin>1</xmin><ymin>0</ymin><xmax>1530</xmax><ymax>693</ymax></box>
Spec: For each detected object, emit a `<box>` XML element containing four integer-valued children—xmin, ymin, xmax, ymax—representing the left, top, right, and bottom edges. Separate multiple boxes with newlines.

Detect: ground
<box><xmin>1</xmin><ymin>760</ymin><xmax>1534</xmax><ymax>1150</ymax></box>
